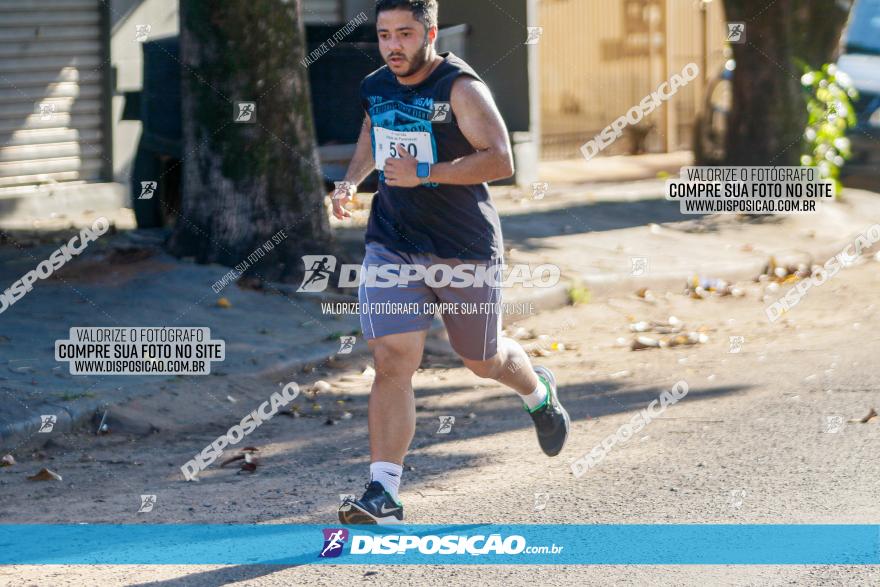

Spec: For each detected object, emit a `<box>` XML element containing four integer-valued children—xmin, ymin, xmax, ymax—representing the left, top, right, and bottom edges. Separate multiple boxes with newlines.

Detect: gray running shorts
<box><xmin>358</xmin><ymin>241</ymin><xmax>503</xmax><ymax>361</ymax></box>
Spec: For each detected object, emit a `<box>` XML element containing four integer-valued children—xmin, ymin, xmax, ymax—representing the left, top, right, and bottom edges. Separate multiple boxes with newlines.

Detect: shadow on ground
<box><xmin>499</xmin><ymin>199</ymin><xmax>701</xmax><ymax>250</ymax></box>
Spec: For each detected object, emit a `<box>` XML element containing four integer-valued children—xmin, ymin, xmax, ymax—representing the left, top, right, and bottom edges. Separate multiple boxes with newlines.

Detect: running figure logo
<box><xmin>534</xmin><ymin>492</ymin><xmax>550</xmax><ymax>512</ymax></box>
<box><xmin>234</xmin><ymin>102</ymin><xmax>256</xmax><ymax>123</ymax></box>
<box><xmin>436</xmin><ymin>415</ymin><xmax>455</xmax><ymax>434</ymax></box>
<box><xmin>531</xmin><ymin>182</ymin><xmax>549</xmax><ymax>200</ymax></box>
<box><xmin>38</xmin><ymin>102</ymin><xmax>56</xmax><ymax>121</ymax></box>
<box><xmin>338</xmin><ymin>336</ymin><xmax>356</xmax><ymax>355</ymax></box>
<box><xmin>728</xmin><ymin>489</ymin><xmax>746</xmax><ymax>509</ymax></box>
<box><xmin>319</xmin><ymin>528</ymin><xmax>349</xmax><ymax>558</ymax></box>
<box><xmin>525</xmin><ymin>27</ymin><xmax>543</xmax><ymax>45</ymax></box>
<box><xmin>297</xmin><ymin>255</ymin><xmax>337</xmax><ymax>292</ymax></box>
<box><xmin>135</xmin><ymin>24</ymin><xmax>151</xmax><ymax>42</ymax></box>
<box><xmin>728</xmin><ymin>335</ymin><xmax>744</xmax><ymax>353</ymax></box>
<box><xmin>138</xmin><ymin>494</ymin><xmax>157</xmax><ymax>513</ymax></box>
<box><xmin>38</xmin><ymin>415</ymin><xmax>57</xmax><ymax>433</ymax></box>
<box><xmin>631</xmin><ymin>256</ymin><xmax>648</xmax><ymax>276</ymax></box>
<box><xmin>727</xmin><ymin>23</ymin><xmax>746</xmax><ymax>43</ymax></box>
<box><xmin>822</xmin><ymin>415</ymin><xmax>844</xmax><ymax>434</ymax></box>
<box><xmin>139</xmin><ymin>181</ymin><xmax>157</xmax><ymax>200</ymax></box>
<box><xmin>431</xmin><ymin>102</ymin><xmax>451</xmax><ymax>123</ymax></box>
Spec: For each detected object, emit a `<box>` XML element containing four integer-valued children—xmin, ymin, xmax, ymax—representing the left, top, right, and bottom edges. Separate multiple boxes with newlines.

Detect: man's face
<box><xmin>376</xmin><ymin>9</ymin><xmax>434</xmax><ymax>77</ymax></box>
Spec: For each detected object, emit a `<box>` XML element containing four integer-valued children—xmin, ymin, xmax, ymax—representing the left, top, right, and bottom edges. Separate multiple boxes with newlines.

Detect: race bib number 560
<box><xmin>373</xmin><ymin>127</ymin><xmax>435</xmax><ymax>171</ymax></box>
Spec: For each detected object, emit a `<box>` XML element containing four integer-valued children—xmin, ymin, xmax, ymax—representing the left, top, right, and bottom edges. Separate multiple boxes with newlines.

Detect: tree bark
<box><xmin>722</xmin><ymin>0</ymin><xmax>851</xmax><ymax>166</ymax></box>
<box><xmin>169</xmin><ymin>0</ymin><xmax>332</xmax><ymax>284</ymax></box>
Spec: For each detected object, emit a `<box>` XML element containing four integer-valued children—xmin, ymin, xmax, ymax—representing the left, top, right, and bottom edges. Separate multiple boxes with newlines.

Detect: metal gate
<box><xmin>0</xmin><ymin>0</ymin><xmax>110</xmax><ymax>190</ymax></box>
<box><xmin>539</xmin><ymin>0</ymin><xmax>729</xmax><ymax>160</ymax></box>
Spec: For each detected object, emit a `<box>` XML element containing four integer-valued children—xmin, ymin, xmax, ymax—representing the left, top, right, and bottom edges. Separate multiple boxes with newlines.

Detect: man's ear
<box><xmin>425</xmin><ymin>25</ymin><xmax>438</xmax><ymax>46</ymax></box>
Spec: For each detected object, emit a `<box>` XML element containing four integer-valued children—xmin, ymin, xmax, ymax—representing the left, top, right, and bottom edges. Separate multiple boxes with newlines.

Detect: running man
<box><xmin>331</xmin><ymin>0</ymin><xmax>570</xmax><ymax>524</ymax></box>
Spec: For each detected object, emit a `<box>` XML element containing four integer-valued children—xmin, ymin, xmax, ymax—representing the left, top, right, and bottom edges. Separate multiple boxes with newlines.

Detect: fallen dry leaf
<box><xmin>219</xmin><ymin>454</ymin><xmax>245</xmax><ymax>468</ymax></box>
<box><xmin>220</xmin><ymin>446</ymin><xmax>260</xmax><ymax>469</ymax></box>
<box><xmin>27</xmin><ymin>468</ymin><xmax>62</xmax><ymax>481</ymax></box>
<box><xmin>240</xmin><ymin>449</ymin><xmax>259</xmax><ymax>473</ymax></box>
<box><xmin>631</xmin><ymin>336</ymin><xmax>661</xmax><ymax>350</ymax></box>
<box><xmin>221</xmin><ymin>447</ymin><xmax>260</xmax><ymax>470</ymax></box>
<box><xmin>860</xmin><ymin>408</ymin><xmax>877</xmax><ymax>424</ymax></box>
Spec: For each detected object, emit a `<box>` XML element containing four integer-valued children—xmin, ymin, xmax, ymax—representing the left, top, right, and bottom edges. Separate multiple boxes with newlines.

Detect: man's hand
<box><xmin>384</xmin><ymin>143</ymin><xmax>422</xmax><ymax>187</ymax></box>
<box><xmin>330</xmin><ymin>181</ymin><xmax>356</xmax><ymax>220</ymax></box>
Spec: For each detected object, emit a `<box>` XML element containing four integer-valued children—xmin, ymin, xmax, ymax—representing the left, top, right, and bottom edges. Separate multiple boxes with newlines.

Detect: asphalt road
<box><xmin>1</xmin><ymin>259</ymin><xmax>879</xmax><ymax>586</ymax></box>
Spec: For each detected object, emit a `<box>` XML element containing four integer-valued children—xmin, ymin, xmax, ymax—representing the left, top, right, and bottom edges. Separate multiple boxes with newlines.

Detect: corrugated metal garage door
<box><xmin>0</xmin><ymin>0</ymin><xmax>107</xmax><ymax>189</ymax></box>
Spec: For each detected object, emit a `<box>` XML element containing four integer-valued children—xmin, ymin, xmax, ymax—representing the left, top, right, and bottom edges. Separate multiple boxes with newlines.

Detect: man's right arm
<box><xmin>331</xmin><ymin>114</ymin><xmax>374</xmax><ymax>220</ymax></box>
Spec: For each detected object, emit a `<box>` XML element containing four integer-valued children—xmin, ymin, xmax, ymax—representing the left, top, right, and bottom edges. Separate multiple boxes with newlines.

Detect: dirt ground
<box><xmin>2</xmin><ymin>260</ymin><xmax>879</xmax><ymax>586</ymax></box>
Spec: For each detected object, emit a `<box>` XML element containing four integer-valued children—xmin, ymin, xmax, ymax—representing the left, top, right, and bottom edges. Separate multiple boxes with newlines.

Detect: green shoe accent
<box><xmin>386</xmin><ymin>491</ymin><xmax>402</xmax><ymax>508</ymax></box>
<box><xmin>525</xmin><ymin>376</ymin><xmax>553</xmax><ymax>414</ymax></box>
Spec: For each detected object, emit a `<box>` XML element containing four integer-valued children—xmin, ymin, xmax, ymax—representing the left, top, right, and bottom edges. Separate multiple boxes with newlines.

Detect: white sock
<box><xmin>520</xmin><ymin>376</ymin><xmax>549</xmax><ymax>411</ymax></box>
<box><xmin>369</xmin><ymin>461</ymin><xmax>403</xmax><ymax>502</ymax></box>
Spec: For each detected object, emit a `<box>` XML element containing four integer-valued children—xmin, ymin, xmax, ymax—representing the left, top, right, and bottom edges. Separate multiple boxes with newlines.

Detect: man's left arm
<box><xmin>383</xmin><ymin>76</ymin><xmax>514</xmax><ymax>187</ymax></box>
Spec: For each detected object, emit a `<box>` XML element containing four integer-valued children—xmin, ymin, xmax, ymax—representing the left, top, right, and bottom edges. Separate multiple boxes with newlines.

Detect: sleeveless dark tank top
<box><xmin>360</xmin><ymin>51</ymin><xmax>504</xmax><ymax>260</ymax></box>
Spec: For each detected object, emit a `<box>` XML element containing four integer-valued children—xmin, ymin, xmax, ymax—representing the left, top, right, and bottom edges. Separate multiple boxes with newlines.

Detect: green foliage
<box><xmin>798</xmin><ymin>63</ymin><xmax>859</xmax><ymax>198</ymax></box>
<box><xmin>324</xmin><ymin>329</ymin><xmax>360</xmax><ymax>341</ymax></box>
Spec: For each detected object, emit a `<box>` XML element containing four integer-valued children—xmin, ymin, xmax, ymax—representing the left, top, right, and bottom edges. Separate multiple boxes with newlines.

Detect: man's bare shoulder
<box><xmin>449</xmin><ymin>74</ymin><xmax>492</xmax><ymax>104</ymax></box>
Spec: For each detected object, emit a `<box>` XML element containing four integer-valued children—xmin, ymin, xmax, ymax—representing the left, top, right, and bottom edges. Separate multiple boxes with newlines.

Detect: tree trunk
<box><xmin>169</xmin><ymin>0</ymin><xmax>332</xmax><ymax>284</ymax></box>
<box><xmin>722</xmin><ymin>0</ymin><xmax>851</xmax><ymax>166</ymax></box>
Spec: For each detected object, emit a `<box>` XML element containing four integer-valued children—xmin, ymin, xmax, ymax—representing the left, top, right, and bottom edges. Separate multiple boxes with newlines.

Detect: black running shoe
<box><xmin>338</xmin><ymin>481</ymin><xmax>404</xmax><ymax>525</ymax></box>
<box><xmin>527</xmin><ymin>366</ymin><xmax>570</xmax><ymax>456</ymax></box>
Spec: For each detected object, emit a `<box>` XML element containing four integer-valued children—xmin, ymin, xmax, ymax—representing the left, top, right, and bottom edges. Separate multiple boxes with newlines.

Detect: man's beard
<box><xmin>389</xmin><ymin>47</ymin><xmax>429</xmax><ymax>77</ymax></box>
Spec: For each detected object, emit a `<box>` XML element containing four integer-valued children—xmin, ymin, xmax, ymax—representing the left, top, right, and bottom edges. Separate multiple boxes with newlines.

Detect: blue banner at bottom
<box><xmin>1</xmin><ymin>525</ymin><xmax>878</xmax><ymax>565</ymax></box>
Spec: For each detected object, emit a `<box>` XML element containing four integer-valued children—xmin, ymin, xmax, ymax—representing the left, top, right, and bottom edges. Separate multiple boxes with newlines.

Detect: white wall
<box><xmin>109</xmin><ymin>0</ymin><xmax>179</xmax><ymax>186</ymax></box>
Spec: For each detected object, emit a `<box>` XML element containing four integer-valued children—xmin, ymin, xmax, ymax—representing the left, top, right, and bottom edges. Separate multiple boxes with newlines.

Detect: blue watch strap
<box><xmin>417</xmin><ymin>162</ymin><xmax>431</xmax><ymax>178</ymax></box>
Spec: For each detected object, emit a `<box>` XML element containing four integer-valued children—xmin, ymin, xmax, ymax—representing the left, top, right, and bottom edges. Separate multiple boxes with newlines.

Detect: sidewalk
<box><xmin>1</xmin><ymin>170</ymin><xmax>877</xmax><ymax>451</ymax></box>
<box><xmin>498</xmin><ymin>183</ymin><xmax>880</xmax><ymax>298</ymax></box>
<box><xmin>537</xmin><ymin>150</ymin><xmax>693</xmax><ymax>185</ymax></box>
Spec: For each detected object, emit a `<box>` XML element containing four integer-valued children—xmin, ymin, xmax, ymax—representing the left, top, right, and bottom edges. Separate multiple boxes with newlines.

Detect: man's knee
<box><xmin>371</xmin><ymin>339</ymin><xmax>421</xmax><ymax>380</ymax></box>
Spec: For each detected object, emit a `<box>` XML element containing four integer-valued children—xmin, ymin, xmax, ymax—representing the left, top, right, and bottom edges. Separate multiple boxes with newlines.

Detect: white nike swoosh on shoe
<box><xmin>345</xmin><ymin>502</ymin><xmax>404</xmax><ymax>525</ymax></box>
<box><xmin>379</xmin><ymin>504</ymin><xmax>401</xmax><ymax>515</ymax></box>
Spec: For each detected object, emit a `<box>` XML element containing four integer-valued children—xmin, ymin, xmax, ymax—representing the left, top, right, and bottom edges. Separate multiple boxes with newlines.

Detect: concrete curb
<box><xmin>0</xmin><ymin>350</ymin><xmax>357</xmax><ymax>454</ymax></box>
<box><xmin>0</xmin><ymin>397</ymin><xmax>110</xmax><ymax>454</ymax></box>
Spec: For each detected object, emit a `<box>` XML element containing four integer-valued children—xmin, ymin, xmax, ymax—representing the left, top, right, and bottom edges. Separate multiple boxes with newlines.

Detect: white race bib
<box><xmin>373</xmin><ymin>127</ymin><xmax>435</xmax><ymax>171</ymax></box>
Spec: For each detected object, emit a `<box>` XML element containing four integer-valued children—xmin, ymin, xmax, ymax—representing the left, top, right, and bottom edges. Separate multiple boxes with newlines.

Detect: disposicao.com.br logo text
<box><xmin>319</xmin><ymin>530</ymin><xmax>563</xmax><ymax>557</ymax></box>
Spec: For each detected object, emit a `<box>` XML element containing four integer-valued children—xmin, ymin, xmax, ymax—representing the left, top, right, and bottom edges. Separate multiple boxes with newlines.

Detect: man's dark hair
<box><xmin>375</xmin><ymin>0</ymin><xmax>438</xmax><ymax>30</ymax></box>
